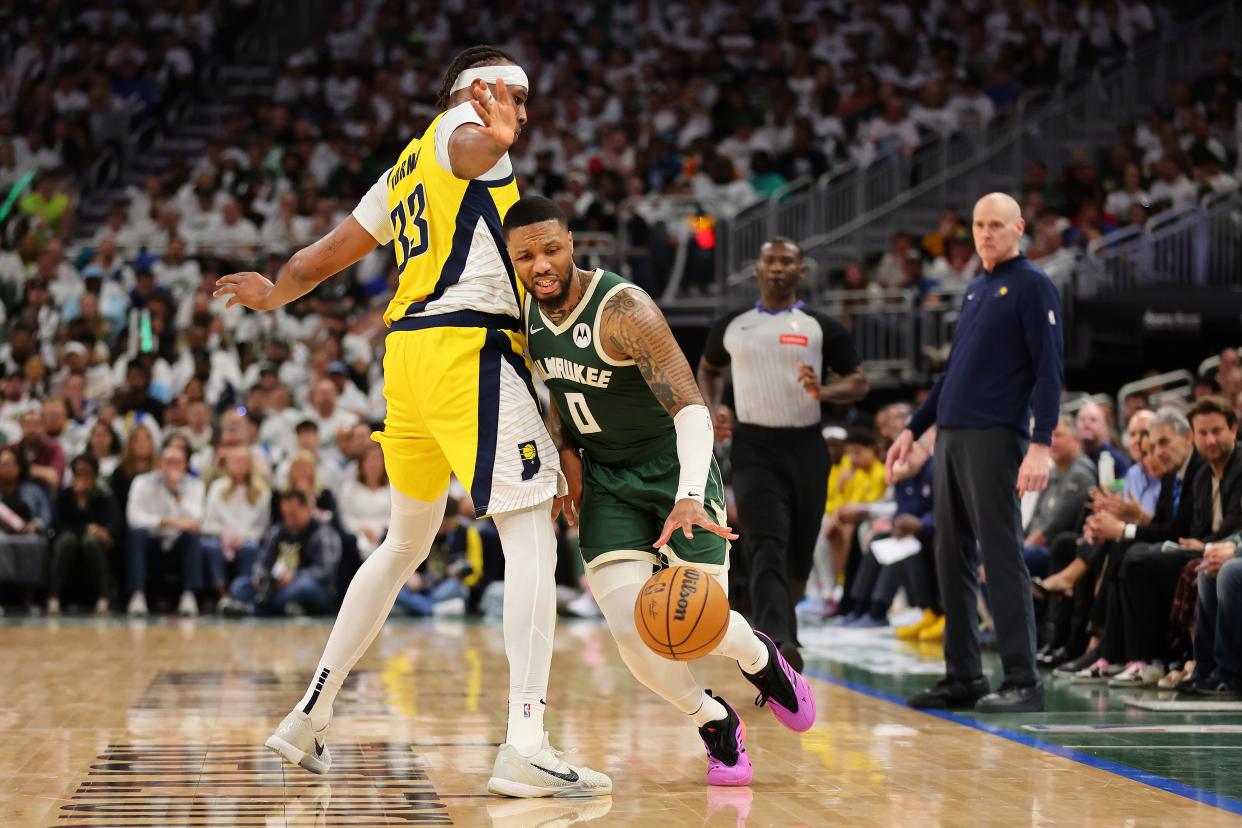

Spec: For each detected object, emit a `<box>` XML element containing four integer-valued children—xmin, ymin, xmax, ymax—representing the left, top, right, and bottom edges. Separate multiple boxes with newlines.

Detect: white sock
<box><xmin>492</xmin><ymin>499</ymin><xmax>558</xmax><ymax>757</ymax></box>
<box><xmin>690</xmin><ymin>692</ymin><xmax>729</xmax><ymax>727</ymax></box>
<box><xmin>294</xmin><ymin>487</ymin><xmax>446</xmax><ymax>730</ymax></box>
<box><xmin>507</xmin><ymin>696</ymin><xmax>546</xmax><ymax>756</ymax></box>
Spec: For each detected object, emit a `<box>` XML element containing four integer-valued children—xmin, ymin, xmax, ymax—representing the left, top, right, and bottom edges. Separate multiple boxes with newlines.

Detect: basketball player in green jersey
<box><xmin>502</xmin><ymin>196</ymin><xmax>818</xmax><ymax>786</ymax></box>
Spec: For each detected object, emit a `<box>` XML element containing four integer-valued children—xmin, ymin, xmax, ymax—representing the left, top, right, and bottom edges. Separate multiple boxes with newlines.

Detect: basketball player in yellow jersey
<box><xmin>214</xmin><ymin>45</ymin><xmax>610</xmax><ymax>798</ymax></box>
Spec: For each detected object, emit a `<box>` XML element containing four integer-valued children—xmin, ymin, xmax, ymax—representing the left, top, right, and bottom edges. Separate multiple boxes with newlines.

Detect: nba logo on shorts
<box><xmin>523</xmin><ymin>703</ymin><xmax>531</xmax><ymax>718</ymax></box>
<box><xmin>518</xmin><ymin>440</ymin><xmax>541</xmax><ymax>481</ymax></box>
<box><xmin>573</xmin><ymin>322</ymin><xmax>592</xmax><ymax>348</ymax></box>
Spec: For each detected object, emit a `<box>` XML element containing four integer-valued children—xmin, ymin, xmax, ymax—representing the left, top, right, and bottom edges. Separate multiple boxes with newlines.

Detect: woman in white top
<box><xmin>338</xmin><ymin>443</ymin><xmax>390</xmax><ymax>559</ymax></box>
<box><xmin>87</xmin><ymin>421</ymin><xmax>122</xmax><ymax>479</ymax></box>
<box><xmin>201</xmin><ymin>445</ymin><xmax>271</xmax><ymax>597</ymax></box>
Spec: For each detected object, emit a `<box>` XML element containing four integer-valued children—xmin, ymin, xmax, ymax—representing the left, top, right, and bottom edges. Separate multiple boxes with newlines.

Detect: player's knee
<box><xmin>374</xmin><ymin>534</ymin><xmax>428</xmax><ymax>561</ymax></box>
<box><xmin>609</xmin><ymin>620</ymin><xmax>646</xmax><ymax>654</ymax></box>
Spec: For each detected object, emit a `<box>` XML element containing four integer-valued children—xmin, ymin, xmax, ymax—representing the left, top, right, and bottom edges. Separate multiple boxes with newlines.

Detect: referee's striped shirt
<box><xmin>702</xmin><ymin>302</ymin><xmax>861</xmax><ymax>429</ymax></box>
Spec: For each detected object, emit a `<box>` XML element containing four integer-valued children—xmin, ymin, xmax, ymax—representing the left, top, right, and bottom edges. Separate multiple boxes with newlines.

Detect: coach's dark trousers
<box><xmin>935</xmin><ymin>427</ymin><xmax>1038</xmax><ymax>687</ymax></box>
<box><xmin>731</xmin><ymin>423</ymin><xmax>830</xmax><ymax>649</ymax></box>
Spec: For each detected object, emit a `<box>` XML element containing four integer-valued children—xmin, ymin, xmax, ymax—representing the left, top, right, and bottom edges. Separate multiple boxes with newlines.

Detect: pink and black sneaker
<box><xmin>742</xmin><ymin>631</ymin><xmax>817</xmax><ymax>733</ymax></box>
<box><xmin>699</xmin><ymin>692</ymin><xmax>752</xmax><ymax>787</ymax></box>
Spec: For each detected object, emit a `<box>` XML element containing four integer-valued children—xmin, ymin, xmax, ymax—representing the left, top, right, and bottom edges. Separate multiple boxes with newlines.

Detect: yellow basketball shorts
<box><xmin>373</xmin><ymin>315</ymin><xmax>561</xmax><ymax>517</ymax></box>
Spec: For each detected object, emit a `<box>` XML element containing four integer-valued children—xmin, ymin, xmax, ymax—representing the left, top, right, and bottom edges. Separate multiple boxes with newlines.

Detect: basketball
<box><xmin>634</xmin><ymin>566</ymin><xmax>730</xmax><ymax>660</ymax></box>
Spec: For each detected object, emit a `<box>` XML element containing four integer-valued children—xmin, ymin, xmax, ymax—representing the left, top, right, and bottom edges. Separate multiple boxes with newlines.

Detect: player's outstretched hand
<box><xmin>469</xmin><ymin>78</ymin><xmax>518</xmax><ymax>150</ymax></box>
<box><xmin>654</xmin><ymin>498</ymin><xmax>739</xmax><ymax>548</ymax></box>
<box><xmin>214</xmin><ymin>271</ymin><xmax>276</xmax><ymax>311</ymax></box>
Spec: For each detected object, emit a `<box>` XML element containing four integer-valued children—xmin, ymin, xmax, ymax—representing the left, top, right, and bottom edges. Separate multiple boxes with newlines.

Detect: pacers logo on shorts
<box><xmin>518</xmin><ymin>440</ymin><xmax>541</xmax><ymax>481</ymax></box>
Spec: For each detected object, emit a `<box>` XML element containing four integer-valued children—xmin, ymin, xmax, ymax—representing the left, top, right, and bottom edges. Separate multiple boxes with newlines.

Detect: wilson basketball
<box><xmin>634</xmin><ymin>566</ymin><xmax>730</xmax><ymax>661</ymax></box>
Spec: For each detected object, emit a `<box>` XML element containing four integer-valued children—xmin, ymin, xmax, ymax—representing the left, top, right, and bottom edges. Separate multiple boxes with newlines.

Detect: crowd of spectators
<box><xmin>820</xmin><ymin>49</ymin><xmax>1242</xmax><ymax>298</ymax></box>
<box><xmin>0</xmin><ymin>0</ymin><xmax>1238</xmax><ymax>702</ymax></box>
<box><xmin>797</xmin><ymin>348</ymin><xmax>1242</xmax><ymax>698</ymax></box>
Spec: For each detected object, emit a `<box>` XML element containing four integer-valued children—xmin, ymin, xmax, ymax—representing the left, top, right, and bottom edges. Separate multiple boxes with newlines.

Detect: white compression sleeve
<box><xmin>296</xmin><ymin>486</ymin><xmax>446</xmax><ymax>729</ymax></box>
<box><xmin>673</xmin><ymin>404</ymin><xmax>715</xmax><ymax>502</ymax></box>
<box><xmin>491</xmin><ymin>499</ymin><xmax>558</xmax><ymax>756</ymax></box>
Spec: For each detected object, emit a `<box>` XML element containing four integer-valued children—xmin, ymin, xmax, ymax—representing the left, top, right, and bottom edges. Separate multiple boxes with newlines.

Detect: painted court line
<box><xmin>1026</xmin><ymin>723</ymin><xmax>1242</xmax><ymax>734</ymax></box>
<box><xmin>1056</xmin><ymin>745</ymin><xmax>1242</xmax><ymax>750</ymax></box>
<box><xmin>805</xmin><ymin>669</ymin><xmax>1242</xmax><ymax>818</ymax></box>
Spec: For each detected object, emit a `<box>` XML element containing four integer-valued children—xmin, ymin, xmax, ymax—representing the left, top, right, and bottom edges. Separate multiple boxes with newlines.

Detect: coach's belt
<box><xmin>389</xmin><ymin>310</ymin><xmax>521</xmax><ymax>333</ymax></box>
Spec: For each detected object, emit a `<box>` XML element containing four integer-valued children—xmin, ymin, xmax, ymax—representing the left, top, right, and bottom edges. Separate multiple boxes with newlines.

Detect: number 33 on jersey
<box><xmin>359</xmin><ymin>102</ymin><xmax>524</xmax><ymax>327</ymax></box>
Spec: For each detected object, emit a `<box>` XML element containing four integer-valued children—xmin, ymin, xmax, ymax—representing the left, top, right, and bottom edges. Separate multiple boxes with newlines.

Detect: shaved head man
<box><xmin>972</xmin><ymin>192</ymin><xmax>1024</xmax><ymax>271</ymax></box>
<box><xmin>889</xmin><ymin>191</ymin><xmax>1065</xmax><ymax>715</ymax></box>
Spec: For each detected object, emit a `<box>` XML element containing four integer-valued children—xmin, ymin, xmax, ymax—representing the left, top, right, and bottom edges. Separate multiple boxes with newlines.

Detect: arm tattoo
<box><xmin>601</xmin><ymin>289</ymin><xmax>704</xmax><ymax>416</ymax></box>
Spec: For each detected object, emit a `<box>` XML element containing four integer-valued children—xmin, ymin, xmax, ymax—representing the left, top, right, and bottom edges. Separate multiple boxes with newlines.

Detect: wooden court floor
<box><xmin>3</xmin><ymin>617</ymin><xmax>1239</xmax><ymax>827</ymax></box>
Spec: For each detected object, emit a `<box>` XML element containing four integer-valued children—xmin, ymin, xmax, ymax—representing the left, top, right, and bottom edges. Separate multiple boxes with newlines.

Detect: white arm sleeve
<box><xmin>351</xmin><ymin>169</ymin><xmax>394</xmax><ymax>244</ymax></box>
<box><xmin>350</xmin><ymin>170</ymin><xmax>392</xmax><ymax>244</ymax></box>
<box><xmin>673</xmin><ymin>404</ymin><xmax>715</xmax><ymax>502</ymax></box>
<box><xmin>433</xmin><ymin>101</ymin><xmax>513</xmax><ymax>181</ymax></box>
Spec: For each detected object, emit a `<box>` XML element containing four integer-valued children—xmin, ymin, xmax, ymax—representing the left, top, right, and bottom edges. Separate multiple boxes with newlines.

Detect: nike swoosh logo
<box><xmin>314</xmin><ymin>740</ymin><xmax>325</xmax><ymax>756</ymax></box>
<box><xmin>529</xmin><ymin>326</ymin><xmax>545</xmax><ymax>334</ymax></box>
<box><xmin>531</xmin><ymin>762</ymin><xmax>579</xmax><ymax>783</ymax></box>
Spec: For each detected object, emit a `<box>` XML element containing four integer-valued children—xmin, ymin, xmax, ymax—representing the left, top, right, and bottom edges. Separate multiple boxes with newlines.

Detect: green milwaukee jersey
<box><xmin>526</xmin><ymin>269</ymin><xmax>673</xmax><ymax>466</ymax></box>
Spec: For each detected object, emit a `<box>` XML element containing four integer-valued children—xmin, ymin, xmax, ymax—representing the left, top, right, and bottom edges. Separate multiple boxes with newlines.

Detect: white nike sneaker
<box><xmin>127</xmin><ymin>592</ymin><xmax>148</xmax><ymax>617</ymax></box>
<box><xmin>265</xmin><ymin>710</ymin><xmax>331</xmax><ymax>774</ymax></box>
<box><xmin>487</xmin><ymin>733</ymin><xmax>612</xmax><ymax>798</ymax></box>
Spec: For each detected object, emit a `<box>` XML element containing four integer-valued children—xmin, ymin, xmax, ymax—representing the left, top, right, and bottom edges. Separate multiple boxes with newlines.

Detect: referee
<box><xmin>887</xmin><ymin>193</ymin><xmax>1063</xmax><ymax>714</ymax></box>
<box><xmin>698</xmin><ymin>237</ymin><xmax>868</xmax><ymax>671</ymax></box>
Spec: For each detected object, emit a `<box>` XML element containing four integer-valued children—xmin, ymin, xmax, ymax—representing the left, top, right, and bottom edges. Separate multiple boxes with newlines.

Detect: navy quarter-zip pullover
<box><xmin>907</xmin><ymin>253</ymin><xmax>1063</xmax><ymax>445</ymax></box>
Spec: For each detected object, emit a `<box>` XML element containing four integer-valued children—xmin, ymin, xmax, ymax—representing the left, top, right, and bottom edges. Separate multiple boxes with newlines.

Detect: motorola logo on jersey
<box><xmin>573</xmin><ymin>322</ymin><xmax>592</xmax><ymax>348</ymax></box>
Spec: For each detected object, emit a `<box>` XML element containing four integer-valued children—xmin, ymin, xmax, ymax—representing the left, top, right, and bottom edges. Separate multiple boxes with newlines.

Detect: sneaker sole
<box><xmin>485</xmin><ymin>776</ymin><xmax>611</xmax><ymax>798</ymax></box>
<box><xmin>707</xmin><ymin>766</ymin><xmax>754</xmax><ymax>786</ymax></box>
<box><xmin>265</xmin><ymin>735</ymin><xmax>329</xmax><ymax>775</ymax></box>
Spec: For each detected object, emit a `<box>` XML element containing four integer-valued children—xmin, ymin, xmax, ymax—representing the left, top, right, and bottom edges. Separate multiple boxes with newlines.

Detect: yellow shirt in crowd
<box><xmin>825</xmin><ymin>456</ymin><xmax>888</xmax><ymax>515</ymax></box>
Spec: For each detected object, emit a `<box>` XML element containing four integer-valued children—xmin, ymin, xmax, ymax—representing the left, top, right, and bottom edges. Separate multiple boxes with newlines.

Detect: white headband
<box><xmin>450</xmin><ymin>65</ymin><xmax>530</xmax><ymax>94</ymax></box>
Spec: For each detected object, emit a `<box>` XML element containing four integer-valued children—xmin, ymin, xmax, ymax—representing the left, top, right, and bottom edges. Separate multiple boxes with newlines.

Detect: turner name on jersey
<box><xmin>534</xmin><ymin>357</ymin><xmax>613</xmax><ymax>389</ymax></box>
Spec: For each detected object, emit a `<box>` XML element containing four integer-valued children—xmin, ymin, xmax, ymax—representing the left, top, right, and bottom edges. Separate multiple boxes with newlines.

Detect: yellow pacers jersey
<box><xmin>382</xmin><ymin>105</ymin><xmax>523</xmax><ymax>326</ymax></box>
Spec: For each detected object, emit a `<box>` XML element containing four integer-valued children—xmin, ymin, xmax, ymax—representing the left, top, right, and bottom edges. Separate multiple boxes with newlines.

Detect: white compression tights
<box><xmin>586</xmin><ymin>559</ymin><xmax>768</xmax><ymax>726</ymax></box>
<box><xmin>490</xmin><ymin>498</ymin><xmax>559</xmax><ymax>755</ymax></box>
<box><xmin>297</xmin><ymin>486</ymin><xmax>447</xmax><ymax>730</ymax></box>
<box><xmin>295</xmin><ymin>492</ymin><xmax>558</xmax><ymax>756</ymax></box>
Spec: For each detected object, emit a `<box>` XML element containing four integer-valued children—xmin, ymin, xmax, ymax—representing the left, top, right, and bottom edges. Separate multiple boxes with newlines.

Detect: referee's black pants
<box><xmin>935</xmin><ymin>427</ymin><xmax>1038</xmax><ymax>687</ymax></box>
<box><xmin>731</xmin><ymin>423</ymin><xmax>829</xmax><ymax>649</ymax></box>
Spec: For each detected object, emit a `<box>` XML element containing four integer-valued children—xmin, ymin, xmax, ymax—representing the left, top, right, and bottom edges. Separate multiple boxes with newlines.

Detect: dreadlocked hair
<box><xmin>436</xmin><ymin>45</ymin><xmax>518</xmax><ymax>110</ymax></box>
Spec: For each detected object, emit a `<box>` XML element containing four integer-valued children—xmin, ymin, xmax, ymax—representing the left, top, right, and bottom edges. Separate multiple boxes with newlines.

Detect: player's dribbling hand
<box><xmin>654</xmin><ymin>498</ymin><xmax>739</xmax><ymax>548</ymax></box>
<box><xmin>552</xmin><ymin>447</ymin><xmax>583</xmax><ymax>526</ymax></box>
<box><xmin>469</xmin><ymin>78</ymin><xmax>518</xmax><ymax>149</ymax></box>
<box><xmin>214</xmin><ymin>271</ymin><xmax>276</xmax><ymax>311</ymax></box>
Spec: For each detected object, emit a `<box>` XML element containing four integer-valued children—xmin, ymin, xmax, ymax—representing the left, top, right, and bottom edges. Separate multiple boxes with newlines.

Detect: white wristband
<box><xmin>1124</xmin><ymin>523</ymin><xmax>1136</xmax><ymax>540</ymax></box>
<box><xmin>673</xmin><ymin>404</ymin><xmax>714</xmax><ymax>502</ymax></box>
